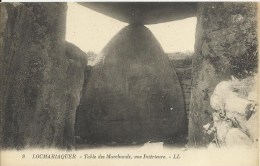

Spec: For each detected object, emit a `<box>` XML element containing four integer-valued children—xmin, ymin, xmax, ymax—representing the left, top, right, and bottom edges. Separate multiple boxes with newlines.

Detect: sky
<box><xmin>66</xmin><ymin>3</ymin><xmax>197</xmax><ymax>54</ymax></box>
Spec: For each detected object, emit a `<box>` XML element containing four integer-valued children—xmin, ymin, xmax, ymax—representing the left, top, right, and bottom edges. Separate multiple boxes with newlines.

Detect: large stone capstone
<box><xmin>75</xmin><ymin>25</ymin><xmax>186</xmax><ymax>144</ymax></box>
<box><xmin>79</xmin><ymin>2</ymin><xmax>197</xmax><ymax>25</ymax></box>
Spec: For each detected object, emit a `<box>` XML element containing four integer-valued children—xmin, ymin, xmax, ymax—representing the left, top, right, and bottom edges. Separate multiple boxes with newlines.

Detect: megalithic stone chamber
<box><xmin>75</xmin><ymin>25</ymin><xmax>186</xmax><ymax>144</ymax></box>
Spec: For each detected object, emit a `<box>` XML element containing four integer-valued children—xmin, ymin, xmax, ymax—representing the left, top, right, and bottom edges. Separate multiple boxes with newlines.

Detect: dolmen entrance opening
<box><xmin>75</xmin><ymin>3</ymin><xmax>197</xmax><ymax>145</ymax></box>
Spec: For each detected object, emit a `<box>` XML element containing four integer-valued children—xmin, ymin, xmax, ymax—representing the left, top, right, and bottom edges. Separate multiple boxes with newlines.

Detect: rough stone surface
<box><xmin>245</xmin><ymin>111</ymin><xmax>259</xmax><ymax>144</ymax></box>
<box><xmin>225</xmin><ymin>128</ymin><xmax>253</xmax><ymax>148</ymax></box>
<box><xmin>64</xmin><ymin>42</ymin><xmax>88</xmax><ymax>149</ymax></box>
<box><xmin>0</xmin><ymin>3</ymin><xmax>71</xmax><ymax>149</ymax></box>
<box><xmin>188</xmin><ymin>2</ymin><xmax>258</xmax><ymax>147</ymax></box>
<box><xmin>209</xmin><ymin>76</ymin><xmax>258</xmax><ymax>148</ymax></box>
<box><xmin>0</xmin><ymin>4</ymin><xmax>8</xmax><ymax>146</ymax></box>
<box><xmin>75</xmin><ymin>25</ymin><xmax>186</xmax><ymax>144</ymax></box>
<box><xmin>169</xmin><ymin>55</ymin><xmax>192</xmax><ymax>122</ymax></box>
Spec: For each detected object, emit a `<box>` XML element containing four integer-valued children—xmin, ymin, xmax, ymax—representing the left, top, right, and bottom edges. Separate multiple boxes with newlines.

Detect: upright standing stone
<box><xmin>0</xmin><ymin>3</ymin><xmax>68</xmax><ymax>148</ymax></box>
<box><xmin>76</xmin><ymin>25</ymin><xmax>186</xmax><ymax>144</ymax></box>
<box><xmin>188</xmin><ymin>2</ymin><xmax>258</xmax><ymax>147</ymax></box>
<box><xmin>0</xmin><ymin>4</ymin><xmax>8</xmax><ymax>147</ymax></box>
<box><xmin>64</xmin><ymin>42</ymin><xmax>87</xmax><ymax>149</ymax></box>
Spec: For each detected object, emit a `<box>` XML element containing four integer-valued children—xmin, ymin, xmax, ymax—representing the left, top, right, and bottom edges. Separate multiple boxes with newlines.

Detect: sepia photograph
<box><xmin>0</xmin><ymin>1</ymin><xmax>259</xmax><ymax>166</ymax></box>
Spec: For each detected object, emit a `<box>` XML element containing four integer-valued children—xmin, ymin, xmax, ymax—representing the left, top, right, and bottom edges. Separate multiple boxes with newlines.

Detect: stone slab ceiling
<box><xmin>78</xmin><ymin>2</ymin><xmax>197</xmax><ymax>24</ymax></box>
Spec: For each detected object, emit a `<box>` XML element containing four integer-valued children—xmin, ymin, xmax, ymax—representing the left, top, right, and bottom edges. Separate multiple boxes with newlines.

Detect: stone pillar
<box><xmin>0</xmin><ymin>3</ymin><xmax>71</xmax><ymax>148</ymax></box>
<box><xmin>0</xmin><ymin>4</ymin><xmax>8</xmax><ymax>147</ymax></box>
<box><xmin>76</xmin><ymin>25</ymin><xmax>187</xmax><ymax>144</ymax></box>
<box><xmin>64</xmin><ymin>42</ymin><xmax>87</xmax><ymax>149</ymax></box>
<box><xmin>188</xmin><ymin>2</ymin><xmax>258</xmax><ymax>146</ymax></box>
